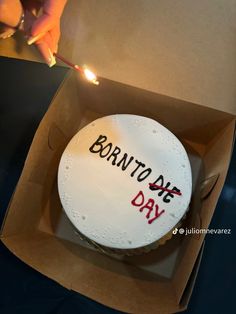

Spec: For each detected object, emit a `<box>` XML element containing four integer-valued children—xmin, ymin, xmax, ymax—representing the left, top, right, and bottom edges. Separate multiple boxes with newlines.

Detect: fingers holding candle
<box><xmin>28</xmin><ymin>14</ymin><xmax>53</xmax><ymax>45</ymax></box>
<box><xmin>0</xmin><ymin>0</ymin><xmax>99</xmax><ymax>81</ymax></box>
<box><xmin>29</xmin><ymin>25</ymin><xmax>59</xmax><ymax>67</ymax></box>
<box><xmin>35</xmin><ymin>33</ymin><xmax>56</xmax><ymax>67</ymax></box>
<box><xmin>49</xmin><ymin>24</ymin><xmax>60</xmax><ymax>53</ymax></box>
<box><xmin>27</xmin><ymin>16</ymin><xmax>57</xmax><ymax>66</ymax></box>
<box><xmin>26</xmin><ymin>0</ymin><xmax>67</xmax><ymax>66</ymax></box>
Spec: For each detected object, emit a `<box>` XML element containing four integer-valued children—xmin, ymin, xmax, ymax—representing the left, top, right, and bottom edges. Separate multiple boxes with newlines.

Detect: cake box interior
<box><xmin>1</xmin><ymin>71</ymin><xmax>235</xmax><ymax>314</ymax></box>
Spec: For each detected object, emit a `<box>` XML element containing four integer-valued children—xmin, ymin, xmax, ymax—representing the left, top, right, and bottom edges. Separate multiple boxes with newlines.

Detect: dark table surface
<box><xmin>0</xmin><ymin>56</ymin><xmax>235</xmax><ymax>314</ymax></box>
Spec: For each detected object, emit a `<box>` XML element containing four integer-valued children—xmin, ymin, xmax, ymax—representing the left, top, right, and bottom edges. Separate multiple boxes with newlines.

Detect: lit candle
<box><xmin>54</xmin><ymin>53</ymin><xmax>99</xmax><ymax>85</ymax></box>
<box><xmin>83</xmin><ymin>68</ymin><xmax>99</xmax><ymax>85</ymax></box>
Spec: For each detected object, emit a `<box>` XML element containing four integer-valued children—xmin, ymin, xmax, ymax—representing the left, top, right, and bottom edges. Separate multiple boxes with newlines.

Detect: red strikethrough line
<box><xmin>149</xmin><ymin>183</ymin><xmax>182</xmax><ymax>196</ymax></box>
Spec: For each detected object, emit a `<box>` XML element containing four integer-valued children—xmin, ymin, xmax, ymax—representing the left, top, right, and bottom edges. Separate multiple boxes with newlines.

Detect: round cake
<box><xmin>58</xmin><ymin>114</ymin><xmax>192</xmax><ymax>255</ymax></box>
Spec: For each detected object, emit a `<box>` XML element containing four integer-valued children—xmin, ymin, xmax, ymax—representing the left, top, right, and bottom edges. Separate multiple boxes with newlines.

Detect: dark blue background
<box><xmin>0</xmin><ymin>57</ymin><xmax>235</xmax><ymax>314</ymax></box>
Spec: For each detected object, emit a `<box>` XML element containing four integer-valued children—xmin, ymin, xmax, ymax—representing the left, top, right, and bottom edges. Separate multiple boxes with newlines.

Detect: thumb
<box><xmin>31</xmin><ymin>13</ymin><xmax>54</xmax><ymax>36</ymax></box>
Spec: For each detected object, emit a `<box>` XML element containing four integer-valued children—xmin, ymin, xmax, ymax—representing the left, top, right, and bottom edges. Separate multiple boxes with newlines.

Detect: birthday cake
<box><xmin>58</xmin><ymin>114</ymin><xmax>192</xmax><ymax>255</ymax></box>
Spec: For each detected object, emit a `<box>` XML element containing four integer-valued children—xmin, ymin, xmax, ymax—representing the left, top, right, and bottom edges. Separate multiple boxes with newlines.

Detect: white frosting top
<box><xmin>58</xmin><ymin>115</ymin><xmax>192</xmax><ymax>249</ymax></box>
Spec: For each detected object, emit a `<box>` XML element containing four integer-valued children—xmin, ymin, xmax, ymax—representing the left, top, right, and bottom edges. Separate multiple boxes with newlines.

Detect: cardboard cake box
<box><xmin>0</xmin><ymin>70</ymin><xmax>235</xmax><ymax>313</ymax></box>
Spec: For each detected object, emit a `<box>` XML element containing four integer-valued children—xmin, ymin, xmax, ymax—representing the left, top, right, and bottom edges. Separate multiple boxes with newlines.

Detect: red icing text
<box><xmin>131</xmin><ymin>190</ymin><xmax>165</xmax><ymax>224</ymax></box>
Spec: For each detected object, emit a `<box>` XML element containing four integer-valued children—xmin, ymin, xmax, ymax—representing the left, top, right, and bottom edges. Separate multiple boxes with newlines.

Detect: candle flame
<box><xmin>83</xmin><ymin>68</ymin><xmax>99</xmax><ymax>85</ymax></box>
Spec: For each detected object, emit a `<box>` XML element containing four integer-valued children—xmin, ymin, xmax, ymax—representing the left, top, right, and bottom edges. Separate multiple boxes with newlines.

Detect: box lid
<box><xmin>0</xmin><ymin>0</ymin><xmax>236</xmax><ymax>114</ymax></box>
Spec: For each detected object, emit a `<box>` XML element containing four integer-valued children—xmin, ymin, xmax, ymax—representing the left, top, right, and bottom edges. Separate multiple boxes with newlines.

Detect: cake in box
<box><xmin>58</xmin><ymin>114</ymin><xmax>192</xmax><ymax>255</ymax></box>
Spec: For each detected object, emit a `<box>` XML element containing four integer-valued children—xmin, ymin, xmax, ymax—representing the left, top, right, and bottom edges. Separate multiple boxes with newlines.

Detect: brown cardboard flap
<box><xmin>203</xmin><ymin>120</ymin><xmax>236</xmax><ymax>178</ymax></box>
<box><xmin>200</xmin><ymin>174</ymin><xmax>219</xmax><ymax>200</ymax></box>
<box><xmin>178</xmin><ymin>241</ymin><xmax>205</xmax><ymax>309</ymax></box>
<box><xmin>48</xmin><ymin>123</ymin><xmax>67</xmax><ymax>151</ymax></box>
<box><xmin>1</xmin><ymin>182</ymin><xmax>43</xmax><ymax>237</ymax></box>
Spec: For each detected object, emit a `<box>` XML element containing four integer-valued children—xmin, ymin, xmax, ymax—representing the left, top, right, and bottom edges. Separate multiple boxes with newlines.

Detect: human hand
<box><xmin>24</xmin><ymin>0</ymin><xmax>66</xmax><ymax>67</ymax></box>
<box><xmin>0</xmin><ymin>0</ymin><xmax>67</xmax><ymax>67</ymax></box>
<box><xmin>25</xmin><ymin>0</ymin><xmax>67</xmax><ymax>67</ymax></box>
<box><xmin>0</xmin><ymin>0</ymin><xmax>23</xmax><ymax>39</ymax></box>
